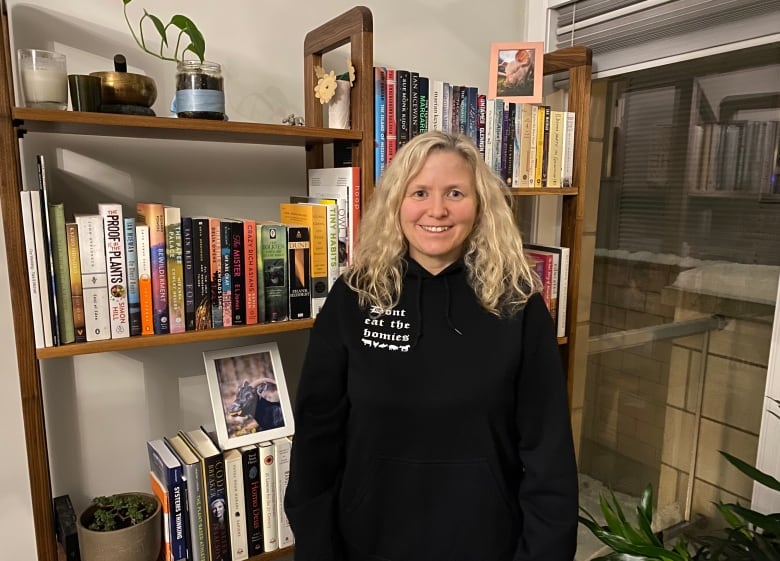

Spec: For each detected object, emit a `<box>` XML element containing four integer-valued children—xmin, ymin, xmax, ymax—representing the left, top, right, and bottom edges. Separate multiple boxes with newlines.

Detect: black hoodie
<box><xmin>285</xmin><ymin>258</ymin><xmax>578</xmax><ymax>561</ymax></box>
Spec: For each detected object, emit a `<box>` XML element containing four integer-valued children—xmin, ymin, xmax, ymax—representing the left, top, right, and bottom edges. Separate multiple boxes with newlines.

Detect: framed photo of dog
<box><xmin>203</xmin><ymin>342</ymin><xmax>295</xmax><ymax>450</ymax></box>
<box><xmin>488</xmin><ymin>41</ymin><xmax>544</xmax><ymax>104</ymax></box>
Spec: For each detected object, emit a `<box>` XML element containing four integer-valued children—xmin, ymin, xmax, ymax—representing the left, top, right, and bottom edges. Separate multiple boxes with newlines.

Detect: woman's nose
<box><xmin>427</xmin><ymin>195</ymin><xmax>448</xmax><ymax>217</ymax></box>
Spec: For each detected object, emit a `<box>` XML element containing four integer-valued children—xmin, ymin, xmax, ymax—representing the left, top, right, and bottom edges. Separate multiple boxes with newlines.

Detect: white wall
<box><xmin>0</xmin><ymin>1</ymin><xmax>535</xmax><ymax>558</ymax></box>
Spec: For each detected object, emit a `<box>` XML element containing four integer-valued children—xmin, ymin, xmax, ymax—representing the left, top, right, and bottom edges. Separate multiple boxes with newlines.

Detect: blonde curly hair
<box><xmin>345</xmin><ymin>131</ymin><xmax>539</xmax><ymax>317</ymax></box>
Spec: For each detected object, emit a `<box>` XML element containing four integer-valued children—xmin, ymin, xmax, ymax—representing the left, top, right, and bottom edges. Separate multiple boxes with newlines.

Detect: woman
<box><xmin>285</xmin><ymin>131</ymin><xmax>578</xmax><ymax>561</ymax></box>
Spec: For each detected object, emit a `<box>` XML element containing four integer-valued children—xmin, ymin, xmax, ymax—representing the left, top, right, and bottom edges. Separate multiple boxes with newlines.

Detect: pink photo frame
<box><xmin>488</xmin><ymin>42</ymin><xmax>544</xmax><ymax>104</ymax></box>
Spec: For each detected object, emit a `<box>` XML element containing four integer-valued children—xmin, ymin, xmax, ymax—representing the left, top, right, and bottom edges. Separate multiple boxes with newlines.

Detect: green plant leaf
<box><xmin>601</xmin><ymin>494</ymin><xmax>631</xmax><ymax>537</ymax></box>
<box><xmin>638</xmin><ymin>483</ymin><xmax>654</xmax><ymax>522</ymax></box>
<box><xmin>169</xmin><ymin>15</ymin><xmax>206</xmax><ymax>62</ymax></box>
<box><xmin>721</xmin><ymin>451</ymin><xmax>780</xmax><ymax>492</ymax></box>
<box><xmin>726</xmin><ymin>502</ymin><xmax>780</xmax><ymax>535</ymax></box>
<box><xmin>122</xmin><ymin>0</ymin><xmax>132</xmax><ymax>5</ymax></box>
<box><xmin>144</xmin><ymin>11</ymin><xmax>168</xmax><ymax>47</ymax></box>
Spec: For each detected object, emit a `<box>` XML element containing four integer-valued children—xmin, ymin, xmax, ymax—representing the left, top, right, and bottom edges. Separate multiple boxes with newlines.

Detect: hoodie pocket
<box><xmin>340</xmin><ymin>457</ymin><xmax>518</xmax><ymax>561</ymax></box>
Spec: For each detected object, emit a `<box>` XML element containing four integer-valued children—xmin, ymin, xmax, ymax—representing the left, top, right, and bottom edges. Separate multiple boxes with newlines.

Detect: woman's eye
<box><xmin>410</xmin><ymin>190</ymin><xmax>427</xmax><ymax>198</ymax></box>
<box><xmin>448</xmin><ymin>190</ymin><xmax>464</xmax><ymax>199</ymax></box>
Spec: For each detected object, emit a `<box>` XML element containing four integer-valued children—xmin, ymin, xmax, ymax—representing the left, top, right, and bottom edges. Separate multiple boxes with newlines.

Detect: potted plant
<box><xmin>77</xmin><ymin>492</ymin><xmax>162</xmax><ymax>561</ymax></box>
<box><xmin>579</xmin><ymin>451</ymin><xmax>780</xmax><ymax>560</ymax></box>
<box><xmin>122</xmin><ymin>0</ymin><xmax>224</xmax><ymax>119</ymax></box>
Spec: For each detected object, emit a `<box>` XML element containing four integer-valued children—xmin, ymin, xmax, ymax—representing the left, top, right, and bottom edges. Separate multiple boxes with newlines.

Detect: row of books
<box><xmin>687</xmin><ymin>120</ymin><xmax>779</xmax><ymax>194</ymax></box>
<box><xmin>372</xmin><ymin>67</ymin><xmax>577</xmax><ymax>189</ymax></box>
<box><xmin>148</xmin><ymin>427</ymin><xmax>294</xmax><ymax>561</ymax></box>
<box><xmin>23</xmin><ymin>159</ymin><xmax>361</xmax><ymax>347</ymax></box>
<box><xmin>373</xmin><ymin>66</ymin><xmax>484</xmax><ymax>181</ymax></box>
<box><xmin>525</xmin><ymin>244</ymin><xmax>570</xmax><ymax>338</ymax></box>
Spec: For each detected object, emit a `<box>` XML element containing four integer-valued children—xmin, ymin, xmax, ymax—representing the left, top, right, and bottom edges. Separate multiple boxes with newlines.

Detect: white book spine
<box><xmin>323</xmin><ymin>202</ymin><xmax>339</xmax><ymax>290</ymax></box>
<box><xmin>30</xmin><ymin>190</ymin><xmax>55</xmax><ymax>347</ymax></box>
<box><xmin>273</xmin><ymin>437</ymin><xmax>294</xmax><ymax>548</ymax></box>
<box><xmin>484</xmin><ymin>101</ymin><xmax>495</xmax><ymax>171</ymax></box>
<box><xmin>225</xmin><ymin>450</ymin><xmax>249</xmax><ymax>561</ymax></box>
<box><xmin>75</xmin><ymin>214</ymin><xmax>111</xmax><ymax>341</ymax></box>
<box><xmin>557</xmin><ymin>247</ymin><xmax>570</xmax><ymax>338</ymax></box>
<box><xmin>98</xmin><ymin>203</ymin><xmax>129</xmax><ymax>338</ymax></box>
<box><xmin>430</xmin><ymin>80</ymin><xmax>443</xmax><ymax>132</ymax></box>
<box><xmin>562</xmin><ymin>111</ymin><xmax>576</xmax><ymax>188</ymax></box>
<box><xmin>258</xmin><ymin>442</ymin><xmax>278</xmax><ymax>552</ymax></box>
<box><xmin>20</xmin><ymin>191</ymin><xmax>45</xmax><ymax>348</ymax></box>
<box><xmin>442</xmin><ymin>83</ymin><xmax>451</xmax><ymax>133</ymax></box>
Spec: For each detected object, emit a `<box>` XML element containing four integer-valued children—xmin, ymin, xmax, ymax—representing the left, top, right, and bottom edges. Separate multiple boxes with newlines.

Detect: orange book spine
<box><xmin>149</xmin><ymin>471</ymin><xmax>173</xmax><ymax>561</ymax></box>
<box><xmin>136</xmin><ymin>224</ymin><xmax>155</xmax><ymax>335</ymax></box>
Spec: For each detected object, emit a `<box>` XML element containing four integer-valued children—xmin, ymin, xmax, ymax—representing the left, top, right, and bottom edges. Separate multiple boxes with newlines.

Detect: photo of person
<box><xmin>203</xmin><ymin>342</ymin><xmax>295</xmax><ymax>450</ymax></box>
<box><xmin>488</xmin><ymin>41</ymin><xmax>544</xmax><ymax>103</ymax></box>
<box><xmin>210</xmin><ymin>497</ymin><xmax>226</xmax><ymax>525</ymax></box>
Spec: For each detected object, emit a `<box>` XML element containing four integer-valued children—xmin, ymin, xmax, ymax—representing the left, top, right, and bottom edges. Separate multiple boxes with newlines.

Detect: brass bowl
<box><xmin>90</xmin><ymin>71</ymin><xmax>157</xmax><ymax>107</ymax></box>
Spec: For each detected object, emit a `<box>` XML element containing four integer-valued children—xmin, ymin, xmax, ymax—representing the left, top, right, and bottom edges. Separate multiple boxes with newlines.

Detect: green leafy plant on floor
<box><xmin>579</xmin><ymin>451</ymin><xmax>780</xmax><ymax>560</ymax></box>
<box><xmin>122</xmin><ymin>0</ymin><xmax>206</xmax><ymax>63</ymax></box>
<box><xmin>85</xmin><ymin>493</ymin><xmax>157</xmax><ymax>531</ymax></box>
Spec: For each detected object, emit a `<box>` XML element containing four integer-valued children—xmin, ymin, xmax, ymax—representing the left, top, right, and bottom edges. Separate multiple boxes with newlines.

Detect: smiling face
<box><xmin>400</xmin><ymin>150</ymin><xmax>478</xmax><ymax>274</ymax></box>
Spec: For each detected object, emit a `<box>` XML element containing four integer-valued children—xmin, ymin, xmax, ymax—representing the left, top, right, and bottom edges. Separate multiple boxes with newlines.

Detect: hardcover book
<box><xmin>257</xmin><ymin>222</ymin><xmax>288</xmax><ymax>322</ymax></box>
<box><xmin>396</xmin><ymin>69</ymin><xmax>410</xmax><ymax>149</ymax></box>
<box><xmin>286</xmin><ymin>225</ymin><xmax>311</xmax><ymax>320</ymax></box>
<box><xmin>135</xmin><ymin>224</ymin><xmax>155</xmax><ymax>336</ymax></box>
<box><xmin>53</xmin><ymin>495</ymin><xmax>80</xmax><ymax>561</ymax></box>
<box><xmin>307</xmin><ymin>166</ymin><xmax>361</xmax><ymax>268</ymax></box>
<box><xmin>224</xmin><ymin>448</ymin><xmax>249</xmax><ymax>561</ymax></box>
<box><xmin>182</xmin><ymin>216</ymin><xmax>196</xmax><ymax>331</ymax></box>
<box><xmin>136</xmin><ymin>202</ymin><xmax>169</xmax><ymax>334</ymax></box>
<box><xmin>243</xmin><ymin>219</ymin><xmax>258</xmax><ymax>325</ymax></box>
<box><xmin>164</xmin><ymin>205</ymin><xmax>186</xmax><ymax>333</ymax></box>
<box><xmin>240</xmin><ymin>444</ymin><xmax>264</xmax><ymax>555</ymax></box>
<box><xmin>98</xmin><ymin>203</ymin><xmax>130</xmax><ymax>338</ymax></box>
<box><xmin>166</xmin><ymin>433</ymin><xmax>209</xmax><ymax>561</ymax></box>
<box><xmin>123</xmin><ymin>217</ymin><xmax>142</xmax><ymax>336</ymax></box>
<box><xmin>183</xmin><ymin>428</ymin><xmax>232</xmax><ymax>561</ymax></box>
<box><xmin>273</xmin><ymin>436</ymin><xmax>294</xmax><ymax>549</ymax></box>
<box><xmin>147</xmin><ymin>438</ymin><xmax>187</xmax><ymax>561</ymax></box>
<box><xmin>192</xmin><ymin>217</ymin><xmax>212</xmax><ymax>330</ymax></box>
<box><xmin>385</xmin><ymin>68</ymin><xmax>397</xmax><ymax>164</ymax></box>
<box><xmin>209</xmin><ymin>217</ymin><xmax>223</xmax><ymax>328</ymax></box>
<box><xmin>74</xmin><ymin>214</ymin><xmax>111</xmax><ymax>341</ymax></box>
<box><xmin>65</xmin><ymin>222</ymin><xmax>86</xmax><ymax>343</ymax></box>
<box><xmin>258</xmin><ymin>441</ymin><xmax>278</xmax><ymax>552</ymax></box>
<box><xmin>280</xmin><ymin>202</ymin><xmax>328</xmax><ymax>316</ymax></box>
<box><xmin>374</xmin><ymin>66</ymin><xmax>386</xmax><ymax>182</ymax></box>
<box><xmin>229</xmin><ymin>220</ymin><xmax>246</xmax><ymax>325</ymax></box>
<box><xmin>48</xmin><ymin>202</ymin><xmax>75</xmax><ymax>344</ymax></box>
<box><xmin>149</xmin><ymin>470</ymin><xmax>174</xmax><ymax>561</ymax></box>
<box><xmin>20</xmin><ymin>191</ymin><xmax>45</xmax><ymax>347</ymax></box>
<box><xmin>35</xmin><ymin>155</ymin><xmax>60</xmax><ymax>345</ymax></box>
<box><xmin>30</xmin><ymin>190</ymin><xmax>56</xmax><ymax>346</ymax></box>
<box><xmin>220</xmin><ymin>219</ymin><xmax>237</xmax><ymax>327</ymax></box>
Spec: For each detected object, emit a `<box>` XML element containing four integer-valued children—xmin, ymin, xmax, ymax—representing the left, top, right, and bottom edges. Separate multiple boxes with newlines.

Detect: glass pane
<box><xmin>579</xmin><ymin>42</ymin><xmax>780</xmax><ymax>557</ymax></box>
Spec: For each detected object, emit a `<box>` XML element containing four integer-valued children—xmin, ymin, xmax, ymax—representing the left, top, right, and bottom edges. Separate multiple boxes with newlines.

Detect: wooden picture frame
<box><xmin>488</xmin><ymin>41</ymin><xmax>544</xmax><ymax>103</ymax></box>
<box><xmin>203</xmin><ymin>342</ymin><xmax>295</xmax><ymax>450</ymax></box>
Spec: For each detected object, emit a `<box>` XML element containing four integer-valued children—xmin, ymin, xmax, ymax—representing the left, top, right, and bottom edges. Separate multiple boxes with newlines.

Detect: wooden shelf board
<box><xmin>509</xmin><ymin>187</ymin><xmax>578</xmax><ymax>196</ymax></box>
<box><xmin>12</xmin><ymin>108</ymin><xmax>362</xmax><ymax>146</ymax></box>
<box><xmin>36</xmin><ymin>320</ymin><xmax>314</xmax><ymax>359</ymax></box>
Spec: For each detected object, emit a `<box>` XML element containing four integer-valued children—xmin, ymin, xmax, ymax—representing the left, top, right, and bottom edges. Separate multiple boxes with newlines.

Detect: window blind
<box><xmin>552</xmin><ymin>0</ymin><xmax>780</xmax><ymax>77</ymax></box>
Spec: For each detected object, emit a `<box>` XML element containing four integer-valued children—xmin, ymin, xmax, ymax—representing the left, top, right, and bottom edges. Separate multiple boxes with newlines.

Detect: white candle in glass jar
<box><xmin>17</xmin><ymin>48</ymin><xmax>68</xmax><ymax>110</ymax></box>
<box><xmin>20</xmin><ymin>67</ymin><xmax>67</xmax><ymax>105</ymax></box>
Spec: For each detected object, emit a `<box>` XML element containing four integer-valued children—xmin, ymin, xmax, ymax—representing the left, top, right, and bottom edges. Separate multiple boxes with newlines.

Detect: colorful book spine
<box><xmin>209</xmin><ymin>217</ymin><xmax>223</xmax><ymax>328</ymax></box>
<box><xmin>385</xmin><ymin>68</ymin><xmax>397</xmax><ymax>164</ymax></box>
<box><xmin>165</xmin><ymin>433</ymin><xmax>208</xmax><ymax>561</ymax></box>
<box><xmin>258</xmin><ymin>442</ymin><xmax>278</xmax><ymax>552</ymax></box>
<box><xmin>99</xmin><ymin>203</ymin><xmax>129</xmax><ymax>338</ymax></box>
<box><xmin>35</xmin><ymin>155</ymin><xmax>60</xmax><ymax>345</ymax></box>
<box><xmin>562</xmin><ymin>111</ymin><xmax>576</xmax><ymax>188</ymax></box>
<box><xmin>287</xmin><ymin>225</ymin><xmax>311</xmax><ymax>320</ymax></box>
<box><xmin>147</xmin><ymin>439</ymin><xmax>187</xmax><ymax>561</ymax></box>
<box><xmin>123</xmin><ymin>217</ymin><xmax>142</xmax><ymax>336</ymax></box>
<box><xmin>243</xmin><ymin>219</ymin><xmax>258</xmax><ymax>325</ymax></box>
<box><xmin>396</xmin><ymin>69</ymin><xmax>410</xmax><ymax>149</ymax></box>
<box><xmin>230</xmin><ymin>220</ymin><xmax>246</xmax><ymax>325</ymax></box>
<box><xmin>65</xmin><ymin>222</ymin><xmax>86</xmax><ymax>343</ymax></box>
<box><xmin>149</xmin><ymin>471</ymin><xmax>173</xmax><ymax>561</ymax></box>
<box><xmin>164</xmin><ymin>206</ymin><xmax>185</xmax><ymax>334</ymax></box>
<box><xmin>418</xmin><ymin>76</ymin><xmax>429</xmax><ymax>135</ymax></box>
<box><xmin>273</xmin><ymin>437</ymin><xmax>294</xmax><ymax>549</ymax></box>
<box><xmin>136</xmin><ymin>224</ymin><xmax>155</xmax><ymax>336</ymax></box>
<box><xmin>258</xmin><ymin>222</ymin><xmax>288</xmax><ymax>322</ymax></box>
<box><xmin>220</xmin><ymin>220</ymin><xmax>234</xmax><ymax>327</ymax></box>
<box><xmin>307</xmin><ymin>166</ymin><xmax>361</xmax><ymax>268</ymax></box>
<box><xmin>224</xmin><ymin>449</ymin><xmax>249</xmax><ymax>561</ymax></box>
<box><xmin>48</xmin><ymin>202</ymin><xmax>75</xmax><ymax>344</ymax></box>
<box><xmin>477</xmin><ymin>93</ymin><xmax>486</xmax><ymax>159</ymax></box>
<box><xmin>192</xmin><ymin>217</ymin><xmax>212</xmax><ymax>330</ymax></box>
<box><xmin>136</xmin><ymin>203</ymin><xmax>169</xmax><ymax>334</ymax></box>
<box><xmin>20</xmin><ymin>191</ymin><xmax>45</xmax><ymax>348</ymax></box>
<box><xmin>410</xmin><ymin>71</ymin><xmax>420</xmax><ymax>139</ymax></box>
<box><xmin>374</xmin><ymin>66</ymin><xmax>387</xmax><ymax>183</ymax></box>
<box><xmin>240</xmin><ymin>444</ymin><xmax>264</xmax><ymax>556</ymax></box>
<box><xmin>279</xmin><ymin>203</ymin><xmax>327</xmax><ymax>316</ymax></box>
<box><xmin>182</xmin><ymin>216</ymin><xmax>196</xmax><ymax>331</ymax></box>
<box><xmin>74</xmin><ymin>214</ymin><xmax>110</xmax><ymax>341</ymax></box>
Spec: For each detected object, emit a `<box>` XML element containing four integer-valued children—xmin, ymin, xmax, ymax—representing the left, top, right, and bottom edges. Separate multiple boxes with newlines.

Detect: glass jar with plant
<box><xmin>122</xmin><ymin>0</ymin><xmax>224</xmax><ymax>119</ymax></box>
